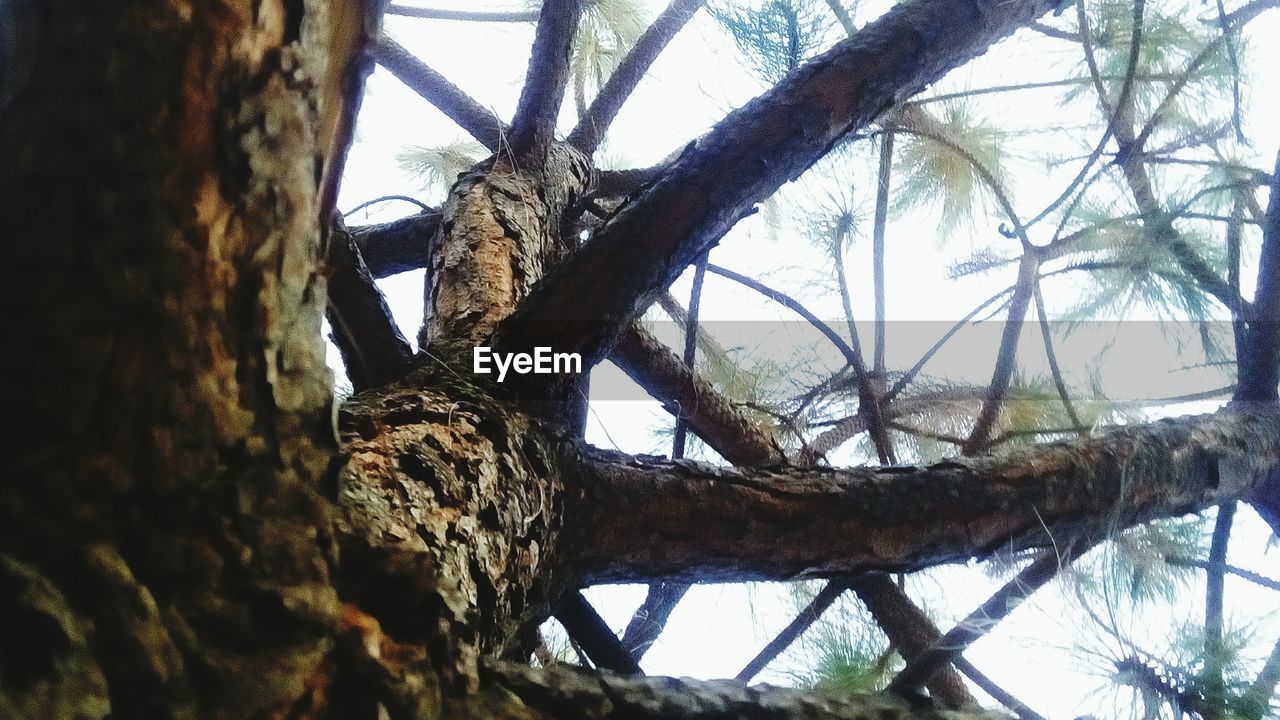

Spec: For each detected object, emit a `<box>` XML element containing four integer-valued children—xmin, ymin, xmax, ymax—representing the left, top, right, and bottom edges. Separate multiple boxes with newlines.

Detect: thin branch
<box><xmin>1236</xmin><ymin>149</ymin><xmax>1280</xmax><ymax>402</ymax></box>
<box><xmin>851</xmin><ymin>574</ymin><xmax>976</xmax><ymax>708</ymax></box>
<box><xmin>911</xmin><ymin>74</ymin><xmax>1174</xmax><ymax>107</ymax></box>
<box><xmin>508</xmin><ymin>0</ymin><xmax>581</xmax><ymax>159</ymax></box>
<box><xmin>1163</xmin><ymin>557</ymin><xmax>1280</xmax><ymax>592</ymax></box>
<box><xmin>1208</xmin><ymin>0</ymin><xmax>1280</xmax><ymax>26</ymax></box>
<box><xmin>672</xmin><ymin>255</ymin><xmax>709</xmax><ymax>459</ymax></box>
<box><xmin>1215</xmin><ymin>0</ymin><xmax>1245</xmax><ymax>142</ymax></box>
<box><xmin>374</xmin><ymin>37</ymin><xmax>506</xmax><ymax>151</ymax></box>
<box><xmin>1032</xmin><ymin>278</ymin><xmax>1085</xmax><ymax>434</ymax></box>
<box><xmin>1019</xmin><ymin>0</ymin><xmax>1145</xmax><ymax>233</ymax></box>
<box><xmin>823</xmin><ymin>0</ymin><xmax>857</xmax><ymax>34</ymax></box>
<box><xmin>385</xmin><ymin>5</ymin><xmax>540</xmax><ymax>22</ymax></box>
<box><xmin>1027</xmin><ymin>20</ymin><xmax>1080</xmax><ymax>41</ymax></box>
<box><xmin>883</xmin><ymin>285</ymin><xmax>1016</xmax><ymax>404</ymax></box>
<box><xmin>568</xmin><ymin>0</ymin><xmax>705</xmax><ymax>153</ymax></box>
<box><xmin>1204</xmin><ymin>503</ymin><xmax>1237</xmax><ymax>715</ymax></box>
<box><xmin>872</xmin><ymin>133</ymin><xmax>892</xmax><ymax>375</ymax></box>
<box><xmin>962</xmin><ymin>254</ymin><xmax>1039</xmax><ymax>455</ymax></box>
<box><xmin>951</xmin><ymin>657</ymin><xmax>1048</xmax><ymax>720</ymax></box>
<box><xmin>344</xmin><ymin>195</ymin><xmax>432</xmax><ymax>217</ymax></box>
<box><xmin>888</xmin><ymin>541</ymin><xmax>1091</xmax><ymax>696</ymax></box>
<box><xmin>553</xmin><ymin>592</ymin><xmax>643</xmax><ymax>675</ymax></box>
<box><xmin>734</xmin><ymin>580</ymin><xmax>852</xmax><ymax>682</ymax></box>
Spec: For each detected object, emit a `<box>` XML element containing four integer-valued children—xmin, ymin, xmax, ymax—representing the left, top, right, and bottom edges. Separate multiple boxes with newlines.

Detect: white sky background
<box><xmin>337</xmin><ymin>1</ymin><xmax>1280</xmax><ymax>716</ymax></box>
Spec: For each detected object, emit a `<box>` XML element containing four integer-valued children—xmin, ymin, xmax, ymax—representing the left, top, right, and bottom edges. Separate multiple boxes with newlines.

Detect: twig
<box><xmin>1032</xmin><ymin>278</ymin><xmax>1085</xmax><ymax>434</ymax></box>
<box><xmin>1164</xmin><ymin>556</ymin><xmax>1280</xmax><ymax>592</ymax></box>
<box><xmin>343</xmin><ymin>195</ymin><xmax>431</xmax><ymax>217</ymax></box>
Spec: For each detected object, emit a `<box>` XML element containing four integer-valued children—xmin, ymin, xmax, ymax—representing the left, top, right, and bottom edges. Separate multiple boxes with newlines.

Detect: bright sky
<box><xmin>338</xmin><ymin>2</ymin><xmax>1280</xmax><ymax>717</ymax></box>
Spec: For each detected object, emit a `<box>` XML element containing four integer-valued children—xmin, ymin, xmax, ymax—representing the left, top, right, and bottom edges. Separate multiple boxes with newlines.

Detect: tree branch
<box><xmin>350</xmin><ymin>209</ymin><xmax>441</xmax><ymax>279</ymax></box>
<box><xmin>1237</xmin><ymin>149</ymin><xmax>1280</xmax><ymax>402</ymax></box>
<box><xmin>888</xmin><ymin>541</ymin><xmax>1090</xmax><ymax>696</ymax></box>
<box><xmin>553</xmin><ymin>592</ymin><xmax>643</xmax><ymax>675</ymax></box>
<box><xmin>962</xmin><ymin>254</ymin><xmax>1038</xmax><ymax>455</ymax></box>
<box><xmin>951</xmin><ymin>657</ymin><xmax>1047</xmax><ymax>720</ymax></box>
<box><xmin>473</xmin><ymin>660</ymin><xmax>1010</xmax><ymax>719</ymax></box>
<box><xmin>568</xmin><ymin>0</ymin><xmax>705</xmax><ymax>153</ymax></box>
<box><xmin>850</xmin><ymin>575</ymin><xmax>975</xmax><ymax>707</ymax></box>
<box><xmin>610</xmin><ymin>326</ymin><xmax>784</xmax><ymax>465</ymax></box>
<box><xmin>734</xmin><ymin>580</ymin><xmax>852</xmax><ymax>682</ymax></box>
<box><xmin>493</xmin><ymin>0</ymin><xmax>1061</xmax><ymax>378</ymax></box>
<box><xmin>565</xmin><ymin>405</ymin><xmax>1280</xmax><ymax>584</ymax></box>
<box><xmin>508</xmin><ymin>0</ymin><xmax>581</xmax><ymax>160</ymax></box>
<box><xmin>327</xmin><ymin>221</ymin><xmax>415</xmax><ymax>391</ymax></box>
<box><xmin>374</xmin><ymin>37</ymin><xmax>506</xmax><ymax>151</ymax></box>
<box><xmin>1163</xmin><ymin>555</ymin><xmax>1280</xmax><ymax>592</ymax></box>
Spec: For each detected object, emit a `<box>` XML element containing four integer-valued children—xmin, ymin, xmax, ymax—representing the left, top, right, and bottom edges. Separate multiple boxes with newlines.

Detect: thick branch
<box><xmin>567</xmin><ymin>0</ymin><xmax>705</xmax><ymax>153</ymax></box>
<box><xmin>374</xmin><ymin>37</ymin><xmax>505</xmax><ymax>151</ymax></box>
<box><xmin>554</xmin><ymin>592</ymin><xmax>643</xmax><ymax>675</ymax></box>
<box><xmin>473</xmin><ymin>661</ymin><xmax>1008</xmax><ymax>719</ymax></box>
<box><xmin>508</xmin><ymin>0</ymin><xmax>581</xmax><ymax>159</ymax></box>
<box><xmin>494</xmin><ymin>0</ymin><xmax>1059</xmax><ymax>375</ymax></box>
<box><xmin>350</xmin><ymin>210</ymin><xmax>441</xmax><ymax>278</ymax></box>
<box><xmin>565</xmin><ymin>406</ymin><xmax>1280</xmax><ymax>584</ymax></box>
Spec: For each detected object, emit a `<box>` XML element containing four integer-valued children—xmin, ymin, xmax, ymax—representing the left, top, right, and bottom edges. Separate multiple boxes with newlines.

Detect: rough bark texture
<box><xmin>352</xmin><ymin>209</ymin><xmax>441</xmax><ymax>278</ymax></box>
<box><xmin>465</xmin><ymin>661</ymin><xmax>1008</xmax><ymax>719</ymax></box>
<box><xmin>0</xmin><ymin>0</ymin><xmax>360</xmax><ymax>716</ymax></box>
<box><xmin>566</xmin><ymin>407</ymin><xmax>1280</xmax><ymax>583</ymax></box>
<box><xmin>335</xmin><ymin>363</ymin><xmax>575</xmax><ymax>692</ymax></box>
<box><xmin>422</xmin><ymin>145</ymin><xmax>592</xmax><ymax>346</ymax></box>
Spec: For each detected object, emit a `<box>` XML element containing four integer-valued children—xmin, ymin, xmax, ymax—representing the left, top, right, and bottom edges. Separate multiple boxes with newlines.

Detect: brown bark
<box><xmin>566</xmin><ymin>406</ymin><xmax>1280</xmax><ymax>583</ymax></box>
<box><xmin>421</xmin><ymin>145</ymin><xmax>592</xmax><ymax>346</ymax></box>
<box><xmin>0</xmin><ymin>0</ymin><xmax>364</xmax><ymax>715</ymax></box>
<box><xmin>612</xmin><ymin>326</ymin><xmax>784</xmax><ymax>465</ymax></box>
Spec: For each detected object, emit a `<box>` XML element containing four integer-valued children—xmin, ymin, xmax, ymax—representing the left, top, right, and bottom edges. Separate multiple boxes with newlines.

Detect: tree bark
<box><xmin>0</xmin><ymin>0</ymin><xmax>363</xmax><ymax>715</ymax></box>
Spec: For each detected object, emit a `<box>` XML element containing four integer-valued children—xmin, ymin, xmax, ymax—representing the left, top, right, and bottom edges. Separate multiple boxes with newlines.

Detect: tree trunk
<box><xmin>0</xmin><ymin>1</ymin><xmax>353</xmax><ymax>716</ymax></box>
